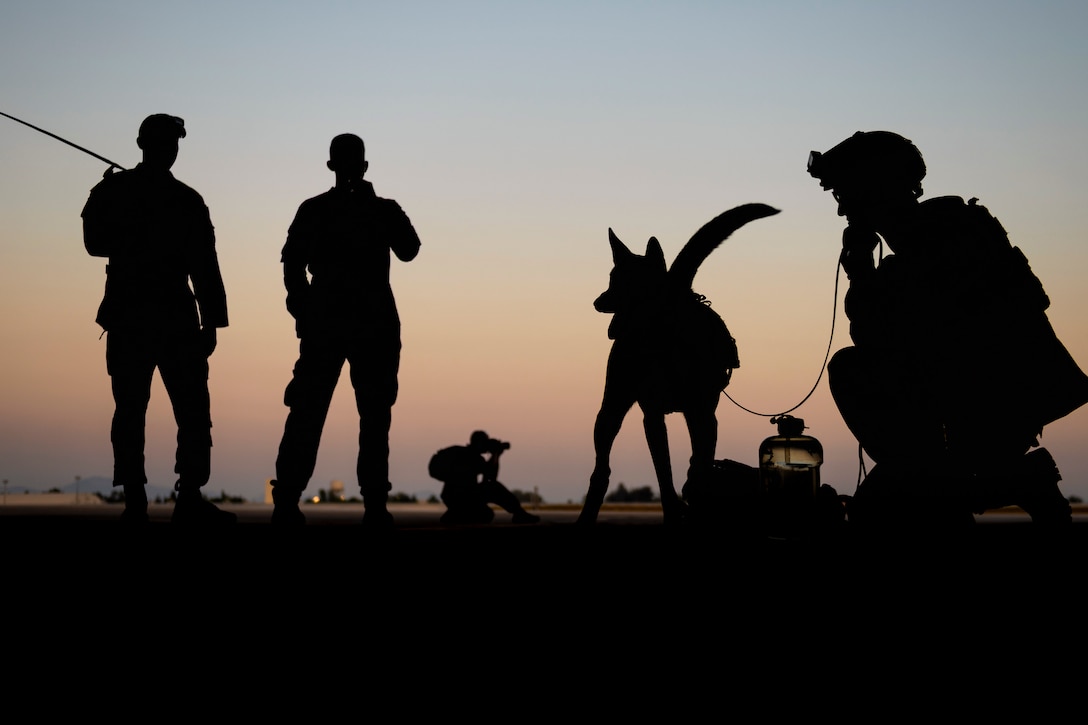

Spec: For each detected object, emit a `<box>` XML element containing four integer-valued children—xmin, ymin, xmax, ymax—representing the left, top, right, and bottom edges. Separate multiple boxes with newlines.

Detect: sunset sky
<box><xmin>2</xmin><ymin>1</ymin><xmax>1087</xmax><ymax>507</ymax></box>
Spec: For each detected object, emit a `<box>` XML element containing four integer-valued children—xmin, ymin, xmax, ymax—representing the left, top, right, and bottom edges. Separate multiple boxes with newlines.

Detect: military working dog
<box><xmin>577</xmin><ymin>203</ymin><xmax>780</xmax><ymax>526</ymax></box>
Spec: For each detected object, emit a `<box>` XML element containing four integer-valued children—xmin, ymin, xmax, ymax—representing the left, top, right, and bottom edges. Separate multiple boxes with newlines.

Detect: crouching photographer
<box><xmin>428</xmin><ymin>430</ymin><xmax>540</xmax><ymax>525</ymax></box>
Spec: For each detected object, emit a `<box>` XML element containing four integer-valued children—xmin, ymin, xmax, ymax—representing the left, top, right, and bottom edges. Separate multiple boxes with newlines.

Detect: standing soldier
<box><xmin>270</xmin><ymin>133</ymin><xmax>421</xmax><ymax>527</ymax></box>
<box><xmin>82</xmin><ymin>114</ymin><xmax>233</xmax><ymax>525</ymax></box>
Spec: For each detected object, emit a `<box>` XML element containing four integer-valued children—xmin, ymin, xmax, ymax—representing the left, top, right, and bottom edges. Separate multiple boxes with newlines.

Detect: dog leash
<box><xmin>722</xmin><ymin>256</ymin><xmax>843</xmax><ymax>419</ymax></box>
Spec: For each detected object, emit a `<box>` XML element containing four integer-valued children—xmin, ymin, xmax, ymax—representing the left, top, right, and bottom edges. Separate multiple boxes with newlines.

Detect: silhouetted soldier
<box><xmin>809</xmin><ymin>131</ymin><xmax>1088</xmax><ymax>531</ymax></box>
<box><xmin>429</xmin><ymin>431</ymin><xmax>540</xmax><ymax>525</ymax></box>
<box><xmin>270</xmin><ymin>134</ymin><xmax>420</xmax><ymax>527</ymax></box>
<box><xmin>82</xmin><ymin>114</ymin><xmax>234</xmax><ymax>525</ymax></box>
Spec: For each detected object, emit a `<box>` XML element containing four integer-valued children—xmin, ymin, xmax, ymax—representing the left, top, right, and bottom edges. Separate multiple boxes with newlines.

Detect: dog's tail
<box><xmin>669</xmin><ymin>203</ymin><xmax>780</xmax><ymax>289</ymax></box>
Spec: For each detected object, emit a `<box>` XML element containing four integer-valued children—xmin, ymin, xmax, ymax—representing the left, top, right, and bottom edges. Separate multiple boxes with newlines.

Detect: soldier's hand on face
<box><xmin>842</xmin><ymin>224</ymin><xmax>879</xmax><ymax>255</ymax></box>
<box><xmin>840</xmin><ymin>225</ymin><xmax>880</xmax><ymax>278</ymax></box>
<box><xmin>200</xmin><ymin>327</ymin><xmax>218</xmax><ymax>357</ymax></box>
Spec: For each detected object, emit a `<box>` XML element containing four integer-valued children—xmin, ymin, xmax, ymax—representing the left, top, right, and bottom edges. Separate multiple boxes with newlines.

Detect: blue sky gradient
<box><xmin>2</xmin><ymin>1</ymin><xmax>1086</xmax><ymax>505</ymax></box>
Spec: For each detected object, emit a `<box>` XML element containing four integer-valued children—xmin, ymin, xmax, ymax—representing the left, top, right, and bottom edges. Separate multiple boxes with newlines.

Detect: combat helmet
<box><xmin>808</xmin><ymin>131</ymin><xmax>926</xmax><ymax>198</ymax></box>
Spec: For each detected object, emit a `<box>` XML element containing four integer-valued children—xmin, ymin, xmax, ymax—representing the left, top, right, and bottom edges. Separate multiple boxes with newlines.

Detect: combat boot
<box><xmin>511</xmin><ymin>510</ymin><xmax>541</xmax><ymax>525</ymax></box>
<box><xmin>360</xmin><ymin>485</ymin><xmax>395</xmax><ymax>530</ymax></box>
<box><xmin>171</xmin><ymin>484</ymin><xmax>237</xmax><ymax>527</ymax></box>
<box><xmin>1014</xmin><ymin>448</ymin><xmax>1072</xmax><ymax>527</ymax></box>
<box><xmin>271</xmin><ymin>481</ymin><xmax>306</xmax><ymax>526</ymax></box>
<box><xmin>120</xmin><ymin>483</ymin><xmax>149</xmax><ymax>526</ymax></box>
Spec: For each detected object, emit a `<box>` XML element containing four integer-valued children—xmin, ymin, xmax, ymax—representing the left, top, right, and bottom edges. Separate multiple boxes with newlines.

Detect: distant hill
<box><xmin>1</xmin><ymin>483</ymin><xmax>36</xmax><ymax>495</ymax></box>
<box><xmin>55</xmin><ymin>476</ymin><xmax>174</xmax><ymax>502</ymax></box>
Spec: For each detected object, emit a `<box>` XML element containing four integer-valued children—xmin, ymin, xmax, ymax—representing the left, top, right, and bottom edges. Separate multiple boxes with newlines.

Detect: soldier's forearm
<box><xmin>82</xmin><ymin>223</ymin><xmax>113</xmax><ymax>257</ymax></box>
<box><xmin>283</xmin><ymin>262</ymin><xmax>308</xmax><ymax>293</ymax></box>
<box><xmin>390</xmin><ymin>214</ymin><xmax>421</xmax><ymax>262</ymax></box>
<box><xmin>392</xmin><ymin>239</ymin><xmax>420</xmax><ymax>262</ymax></box>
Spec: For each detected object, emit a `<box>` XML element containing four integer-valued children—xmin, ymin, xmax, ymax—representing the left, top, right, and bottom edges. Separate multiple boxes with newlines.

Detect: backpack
<box><xmin>428</xmin><ymin>446</ymin><xmax>462</xmax><ymax>481</ymax></box>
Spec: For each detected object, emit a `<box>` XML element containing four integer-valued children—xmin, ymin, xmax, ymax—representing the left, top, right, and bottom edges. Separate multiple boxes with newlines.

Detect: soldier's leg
<box><xmin>159</xmin><ymin>328</ymin><xmax>235</xmax><ymax>526</ymax></box>
<box><xmin>106</xmin><ymin>330</ymin><xmax>155</xmax><ymax>518</ymax></box>
<box><xmin>159</xmin><ymin>328</ymin><xmax>212</xmax><ymax>490</ymax></box>
<box><xmin>440</xmin><ymin>478</ymin><xmax>493</xmax><ymax>524</ymax></box>
<box><xmin>829</xmin><ymin>347</ymin><xmax>978</xmax><ymax>530</ymax></box>
<box><xmin>828</xmin><ymin>346</ymin><xmax>947</xmax><ymax>466</ymax></box>
<box><xmin>274</xmin><ymin>335</ymin><xmax>345</xmax><ymax>504</ymax></box>
<box><xmin>348</xmin><ymin>336</ymin><xmax>400</xmax><ymax>517</ymax></box>
<box><xmin>944</xmin><ymin>401</ymin><xmax>1068</xmax><ymax>524</ymax></box>
<box><xmin>480</xmin><ymin>480</ymin><xmax>539</xmax><ymax>524</ymax></box>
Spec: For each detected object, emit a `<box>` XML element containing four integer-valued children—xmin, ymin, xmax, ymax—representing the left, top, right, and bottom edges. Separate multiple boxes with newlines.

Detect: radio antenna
<box><xmin>1</xmin><ymin>110</ymin><xmax>126</xmax><ymax>172</ymax></box>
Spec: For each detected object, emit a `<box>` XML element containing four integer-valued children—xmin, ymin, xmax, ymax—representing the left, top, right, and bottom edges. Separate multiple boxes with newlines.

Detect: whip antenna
<box><xmin>1</xmin><ymin>110</ymin><xmax>126</xmax><ymax>171</ymax></box>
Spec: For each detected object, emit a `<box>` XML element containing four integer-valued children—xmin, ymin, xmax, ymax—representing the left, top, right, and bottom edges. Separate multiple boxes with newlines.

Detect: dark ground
<box><xmin>4</xmin><ymin>502</ymin><xmax>1084</xmax><ymax>603</ymax></box>
<box><xmin>2</xmin><ymin>502</ymin><xmax>1084</xmax><ymax>705</ymax></box>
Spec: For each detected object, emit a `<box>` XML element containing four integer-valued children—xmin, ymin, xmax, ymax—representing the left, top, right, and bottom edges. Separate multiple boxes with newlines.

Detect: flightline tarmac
<box><xmin>3</xmin><ymin>501</ymin><xmax>1085</xmax><ymax>687</ymax></box>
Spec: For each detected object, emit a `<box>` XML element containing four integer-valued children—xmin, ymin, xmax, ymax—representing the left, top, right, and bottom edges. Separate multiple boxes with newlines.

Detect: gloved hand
<box><xmin>839</xmin><ymin>225</ymin><xmax>880</xmax><ymax>279</ymax></box>
<box><xmin>200</xmin><ymin>326</ymin><xmax>218</xmax><ymax>357</ymax></box>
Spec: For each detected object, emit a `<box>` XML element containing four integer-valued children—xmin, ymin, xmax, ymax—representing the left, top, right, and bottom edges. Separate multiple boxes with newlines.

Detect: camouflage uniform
<box><xmin>273</xmin><ymin>178</ymin><xmax>420</xmax><ymax>506</ymax></box>
<box><xmin>82</xmin><ymin>163</ymin><xmax>228</xmax><ymax>492</ymax></box>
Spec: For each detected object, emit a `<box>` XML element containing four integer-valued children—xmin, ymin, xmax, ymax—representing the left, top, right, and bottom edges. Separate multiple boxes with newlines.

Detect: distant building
<box><xmin>329</xmin><ymin>480</ymin><xmax>345</xmax><ymax>502</ymax></box>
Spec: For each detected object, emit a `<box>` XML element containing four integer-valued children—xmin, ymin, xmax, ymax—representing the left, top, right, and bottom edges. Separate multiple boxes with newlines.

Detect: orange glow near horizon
<box><xmin>2</xmin><ymin>3</ymin><xmax>1087</xmax><ymax>507</ymax></box>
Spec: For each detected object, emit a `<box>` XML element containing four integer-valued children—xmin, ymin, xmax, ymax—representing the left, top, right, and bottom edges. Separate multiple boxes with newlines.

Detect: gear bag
<box><xmin>428</xmin><ymin>447</ymin><xmax>460</xmax><ymax>481</ymax></box>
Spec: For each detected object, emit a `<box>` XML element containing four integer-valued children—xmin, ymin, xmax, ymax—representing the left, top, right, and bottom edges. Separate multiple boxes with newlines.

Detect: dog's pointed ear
<box><xmin>646</xmin><ymin>237</ymin><xmax>666</xmax><ymax>270</ymax></box>
<box><xmin>608</xmin><ymin>228</ymin><xmax>633</xmax><ymax>262</ymax></box>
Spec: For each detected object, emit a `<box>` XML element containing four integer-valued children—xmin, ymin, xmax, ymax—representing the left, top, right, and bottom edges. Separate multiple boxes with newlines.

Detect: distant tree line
<box><xmin>604</xmin><ymin>483</ymin><xmax>659</xmax><ymax>503</ymax></box>
<box><xmin>96</xmin><ymin>489</ymin><xmax>246</xmax><ymax>504</ymax></box>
